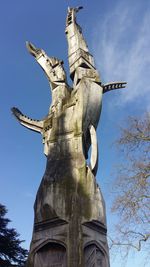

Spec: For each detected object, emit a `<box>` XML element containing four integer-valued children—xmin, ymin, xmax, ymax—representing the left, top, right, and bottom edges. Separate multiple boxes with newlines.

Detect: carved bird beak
<box><xmin>26</xmin><ymin>41</ymin><xmax>42</xmax><ymax>58</ymax></box>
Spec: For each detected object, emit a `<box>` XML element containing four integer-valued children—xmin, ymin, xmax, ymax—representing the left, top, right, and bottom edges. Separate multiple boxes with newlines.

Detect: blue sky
<box><xmin>0</xmin><ymin>0</ymin><xmax>149</xmax><ymax>266</ymax></box>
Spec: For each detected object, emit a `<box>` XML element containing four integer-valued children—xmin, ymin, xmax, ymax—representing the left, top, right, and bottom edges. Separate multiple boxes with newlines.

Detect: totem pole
<box><xmin>12</xmin><ymin>7</ymin><xmax>126</xmax><ymax>267</ymax></box>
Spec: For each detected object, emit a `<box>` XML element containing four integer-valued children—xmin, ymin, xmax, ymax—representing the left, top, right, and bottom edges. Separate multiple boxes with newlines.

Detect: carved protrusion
<box><xmin>26</xmin><ymin>41</ymin><xmax>71</xmax><ymax>118</ymax></box>
<box><xmin>102</xmin><ymin>81</ymin><xmax>127</xmax><ymax>93</ymax></box>
<box><xmin>11</xmin><ymin>107</ymin><xmax>43</xmax><ymax>133</ymax></box>
<box><xmin>89</xmin><ymin>125</ymin><xmax>98</xmax><ymax>176</ymax></box>
<box><xmin>26</xmin><ymin>42</ymin><xmax>42</xmax><ymax>58</ymax></box>
<box><xmin>66</xmin><ymin>6</ymin><xmax>83</xmax><ymax>27</ymax></box>
<box><xmin>26</xmin><ymin>41</ymin><xmax>66</xmax><ymax>84</ymax></box>
<box><xmin>65</xmin><ymin>6</ymin><xmax>97</xmax><ymax>81</ymax></box>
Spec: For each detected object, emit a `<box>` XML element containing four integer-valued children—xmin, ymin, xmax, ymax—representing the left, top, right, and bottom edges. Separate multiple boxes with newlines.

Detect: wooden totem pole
<box><xmin>12</xmin><ymin>6</ymin><xmax>126</xmax><ymax>267</ymax></box>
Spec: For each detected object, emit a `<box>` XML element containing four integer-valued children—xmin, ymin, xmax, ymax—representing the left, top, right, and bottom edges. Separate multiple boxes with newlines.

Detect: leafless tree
<box><xmin>110</xmin><ymin>112</ymin><xmax>150</xmax><ymax>258</ymax></box>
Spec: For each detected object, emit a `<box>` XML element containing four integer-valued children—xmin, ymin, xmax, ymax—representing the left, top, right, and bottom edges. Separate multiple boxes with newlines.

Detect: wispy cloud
<box><xmin>92</xmin><ymin>2</ymin><xmax>150</xmax><ymax>107</ymax></box>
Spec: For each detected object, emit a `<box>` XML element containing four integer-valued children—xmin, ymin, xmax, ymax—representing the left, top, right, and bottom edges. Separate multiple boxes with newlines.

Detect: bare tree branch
<box><xmin>109</xmin><ymin>233</ymin><xmax>150</xmax><ymax>251</ymax></box>
<box><xmin>110</xmin><ymin>113</ymin><xmax>150</xmax><ymax>258</ymax></box>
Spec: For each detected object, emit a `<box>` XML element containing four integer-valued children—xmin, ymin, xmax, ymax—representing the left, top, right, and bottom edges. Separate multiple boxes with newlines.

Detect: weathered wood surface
<box><xmin>11</xmin><ymin>5</ymin><xmax>126</xmax><ymax>267</ymax></box>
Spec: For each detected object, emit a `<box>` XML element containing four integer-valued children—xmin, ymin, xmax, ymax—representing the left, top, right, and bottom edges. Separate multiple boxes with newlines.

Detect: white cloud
<box><xmin>92</xmin><ymin>2</ymin><xmax>150</xmax><ymax>107</ymax></box>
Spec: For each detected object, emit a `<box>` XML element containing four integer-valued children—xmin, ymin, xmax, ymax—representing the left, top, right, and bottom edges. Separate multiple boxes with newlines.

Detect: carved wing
<box><xmin>11</xmin><ymin>107</ymin><xmax>43</xmax><ymax>133</ymax></box>
<box><xmin>102</xmin><ymin>81</ymin><xmax>127</xmax><ymax>93</ymax></box>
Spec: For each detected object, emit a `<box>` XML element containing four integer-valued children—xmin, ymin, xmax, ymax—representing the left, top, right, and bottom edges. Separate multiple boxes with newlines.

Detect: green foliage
<box><xmin>0</xmin><ymin>204</ymin><xmax>28</xmax><ymax>267</ymax></box>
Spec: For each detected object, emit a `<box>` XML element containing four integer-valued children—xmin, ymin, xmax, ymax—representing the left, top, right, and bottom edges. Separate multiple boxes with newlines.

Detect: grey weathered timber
<box><xmin>12</xmin><ymin>6</ymin><xmax>126</xmax><ymax>267</ymax></box>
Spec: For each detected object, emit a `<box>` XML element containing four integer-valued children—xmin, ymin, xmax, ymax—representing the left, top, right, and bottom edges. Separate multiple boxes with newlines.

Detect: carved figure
<box><xmin>12</xmin><ymin>7</ymin><xmax>126</xmax><ymax>267</ymax></box>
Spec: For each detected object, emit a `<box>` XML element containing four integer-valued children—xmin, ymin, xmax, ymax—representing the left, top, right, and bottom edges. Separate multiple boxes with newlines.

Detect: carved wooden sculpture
<box><xmin>12</xmin><ymin>6</ymin><xmax>126</xmax><ymax>267</ymax></box>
